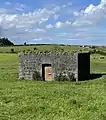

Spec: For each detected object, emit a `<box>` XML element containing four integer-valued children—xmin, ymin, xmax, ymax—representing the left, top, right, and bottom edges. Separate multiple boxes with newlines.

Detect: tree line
<box><xmin>0</xmin><ymin>38</ymin><xmax>14</xmax><ymax>46</ymax></box>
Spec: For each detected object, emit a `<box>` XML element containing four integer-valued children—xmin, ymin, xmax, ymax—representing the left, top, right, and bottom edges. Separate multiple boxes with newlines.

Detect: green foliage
<box><xmin>51</xmin><ymin>45</ymin><xmax>64</xmax><ymax>53</ymax></box>
<box><xmin>32</xmin><ymin>71</ymin><xmax>42</xmax><ymax>80</ymax></box>
<box><xmin>54</xmin><ymin>73</ymin><xmax>76</xmax><ymax>81</ymax></box>
<box><xmin>22</xmin><ymin>50</ymin><xmax>26</xmax><ymax>53</ymax></box>
<box><xmin>54</xmin><ymin>73</ymin><xmax>68</xmax><ymax>81</ymax></box>
<box><xmin>89</xmin><ymin>49</ymin><xmax>106</xmax><ymax>56</ymax></box>
<box><xmin>97</xmin><ymin>50</ymin><xmax>106</xmax><ymax>56</ymax></box>
<box><xmin>100</xmin><ymin>56</ymin><xmax>105</xmax><ymax>59</ymax></box>
<box><xmin>0</xmin><ymin>37</ymin><xmax>14</xmax><ymax>46</ymax></box>
<box><xmin>33</xmin><ymin>47</ymin><xmax>38</xmax><ymax>50</ymax></box>
<box><xmin>10</xmin><ymin>48</ymin><xmax>15</xmax><ymax>53</ymax></box>
<box><xmin>90</xmin><ymin>46</ymin><xmax>96</xmax><ymax>49</ymax></box>
<box><xmin>68</xmin><ymin>73</ymin><xmax>76</xmax><ymax>81</ymax></box>
<box><xmin>44</xmin><ymin>50</ymin><xmax>51</xmax><ymax>53</ymax></box>
<box><xmin>26</xmin><ymin>49</ymin><xmax>30</xmax><ymax>52</ymax></box>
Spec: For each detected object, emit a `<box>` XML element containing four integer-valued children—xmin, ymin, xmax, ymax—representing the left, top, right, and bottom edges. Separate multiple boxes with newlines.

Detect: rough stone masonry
<box><xmin>18</xmin><ymin>52</ymin><xmax>90</xmax><ymax>81</ymax></box>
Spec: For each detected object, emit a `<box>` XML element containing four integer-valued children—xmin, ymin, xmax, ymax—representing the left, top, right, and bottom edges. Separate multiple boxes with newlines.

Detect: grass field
<box><xmin>0</xmin><ymin>45</ymin><xmax>93</xmax><ymax>53</ymax></box>
<box><xmin>0</xmin><ymin>50</ymin><xmax>106</xmax><ymax>119</ymax></box>
<box><xmin>0</xmin><ymin>44</ymin><xmax>106</xmax><ymax>53</ymax></box>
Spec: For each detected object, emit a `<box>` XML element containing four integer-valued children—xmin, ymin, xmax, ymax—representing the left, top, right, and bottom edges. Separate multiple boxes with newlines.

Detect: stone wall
<box><xmin>18</xmin><ymin>52</ymin><xmax>90</xmax><ymax>81</ymax></box>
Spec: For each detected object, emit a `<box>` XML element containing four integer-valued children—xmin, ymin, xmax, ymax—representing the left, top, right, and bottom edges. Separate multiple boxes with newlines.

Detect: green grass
<box><xmin>1</xmin><ymin>44</ymin><xmax>106</xmax><ymax>53</ymax></box>
<box><xmin>0</xmin><ymin>53</ymin><xmax>105</xmax><ymax>120</ymax></box>
<box><xmin>0</xmin><ymin>45</ymin><xmax>93</xmax><ymax>53</ymax></box>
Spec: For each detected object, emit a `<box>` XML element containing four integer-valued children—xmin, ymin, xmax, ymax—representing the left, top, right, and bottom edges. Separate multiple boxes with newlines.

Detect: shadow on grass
<box><xmin>79</xmin><ymin>73</ymin><xmax>106</xmax><ymax>81</ymax></box>
<box><xmin>89</xmin><ymin>73</ymin><xmax>106</xmax><ymax>80</ymax></box>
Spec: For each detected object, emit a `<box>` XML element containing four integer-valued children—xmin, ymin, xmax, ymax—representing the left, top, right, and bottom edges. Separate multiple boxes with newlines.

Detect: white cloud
<box><xmin>39</xmin><ymin>17</ymin><xmax>49</xmax><ymax>24</ymax></box>
<box><xmin>55</xmin><ymin>21</ymin><xmax>72</xmax><ymax>28</ymax></box>
<box><xmin>73</xmin><ymin>12</ymin><xmax>79</xmax><ymax>16</ymax></box>
<box><xmin>72</xmin><ymin>20</ymin><xmax>93</xmax><ymax>27</ymax></box>
<box><xmin>32</xmin><ymin>38</ymin><xmax>44</xmax><ymax>41</ymax></box>
<box><xmin>15</xmin><ymin>3</ymin><xmax>26</xmax><ymax>11</ymax></box>
<box><xmin>5</xmin><ymin>2</ymin><xmax>26</xmax><ymax>12</ymax></box>
<box><xmin>0</xmin><ymin>1</ymin><xmax>106</xmax><ymax>45</ymax></box>
<box><xmin>32</xmin><ymin>37</ymin><xmax>52</xmax><ymax>42</ymax></box>
<box><xmin>46</xmin><ymin>24</ymin><xmax>53</xmax><ymax>29</ymax></box>
<box><xmin>0</xmin><ymin>8</ymin><xmax>58</xmax><ymax>28</ymax></box>
<box><xmin>36</xmin><ymin>28</ymin><xmax>46</xmax><ymax>33</ymax></box>
<box><xmin>84</xmin><ymin>4</ymin><xmax>95</xmax><ymax>14</ymax></box>
<box><xmin>0</xmin><ymin>5</ymin><xmax>60</xmax><ymax>44</ymax></box>
<box><xmin>55</xmin><ymin>21</ymin><xmax>62</xmax><ymax>28</ymax></box>
<box><xmin>101</xmin><ymin>0</ymin><xmax>106</xmax><ymax>4</ymax></box>
<box><xmin>73</xmin><ymin>0</ymin><xmax>106</xmax><ymax>26</ymax></box>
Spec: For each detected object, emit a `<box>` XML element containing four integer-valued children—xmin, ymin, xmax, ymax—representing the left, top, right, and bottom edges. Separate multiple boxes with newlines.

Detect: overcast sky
<box><xmin>0</xmin><ymin>0</ymin><xmax>106</xmax><ymax>45</ymax></box>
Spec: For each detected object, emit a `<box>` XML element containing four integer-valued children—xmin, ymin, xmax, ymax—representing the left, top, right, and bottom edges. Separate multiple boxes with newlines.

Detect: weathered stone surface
<box><xmin>18</xmin><ymin>52</ymin><xmax>90</xmax><ymax>81</ymax></box>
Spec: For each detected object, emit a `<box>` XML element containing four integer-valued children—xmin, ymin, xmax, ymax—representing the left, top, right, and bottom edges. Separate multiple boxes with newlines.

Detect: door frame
<box><xmin>42</xmin><ymin>64</ymin><xmax>51</xmax><ymax>81</ymax></box>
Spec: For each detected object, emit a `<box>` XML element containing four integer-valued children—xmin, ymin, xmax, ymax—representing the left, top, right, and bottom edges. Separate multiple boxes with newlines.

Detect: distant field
<box><xmin>0</xmin><ymin>45</ymin><xmax>93</xmax><ymax>53</ymax></box>
<box><xmin>0</xmin><ymin>51</ymin><xmax>106</xmax><ymax>119</ymax></box>
<box><xmin>0</xmin><ymin>45</ymin><xmax>106</xmax><ymax>54</ymax></box>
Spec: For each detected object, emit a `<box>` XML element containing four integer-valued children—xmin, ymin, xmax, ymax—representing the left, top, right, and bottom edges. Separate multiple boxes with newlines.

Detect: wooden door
<box><xmin>45</xmin><ymin>67</ymin><xmax>53</xmax><ymax>81</ymax></box>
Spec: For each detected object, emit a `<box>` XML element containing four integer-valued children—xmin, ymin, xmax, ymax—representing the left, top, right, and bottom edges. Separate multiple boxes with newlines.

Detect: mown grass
<box><xmin>0</xmin><ymin>53</ymin><xmax>105</xmax><ymax>120</ymax></box>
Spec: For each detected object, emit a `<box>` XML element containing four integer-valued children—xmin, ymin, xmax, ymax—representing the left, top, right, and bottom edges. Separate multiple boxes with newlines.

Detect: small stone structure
<box><xmin>18</xmin><ymin>52</ymin><xmax>90</xmax><ymax>81</ymax></box>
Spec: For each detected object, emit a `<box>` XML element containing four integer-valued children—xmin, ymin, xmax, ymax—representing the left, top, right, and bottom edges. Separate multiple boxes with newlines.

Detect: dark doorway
<box><xmin>42</xmin><ymin>64</ymin><xmax>51</xmax><ymax>80</ymax></box>
<box><xmin>78</xmin><ymin>53</ymin><xmax>90</xmax><ymax>80</ymax></box>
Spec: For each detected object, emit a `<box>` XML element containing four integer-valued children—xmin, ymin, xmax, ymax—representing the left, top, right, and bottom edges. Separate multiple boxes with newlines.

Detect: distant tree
<box><xmin>0</xmin><ymin>37</ymin><xmax>14</xmax><ymax>46</ymax></box>
<box><xmin>33</xmin><ymin>47</ymin><xmax>38</xmax><ymax>50</ymax></box>
<box><xmin>24</xmin><ymin>42</ymin><xmax>26</xmax><ymax>46</ymax></box>
<box><xmin>90</xmin><ymin>46</ymin><xmax>96</xmax><ymax>49</ymax></box>
<box><xmin>10</xmin><ymin>48</ymin><xmax>15</xmax><ymax>53</ymax></box>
